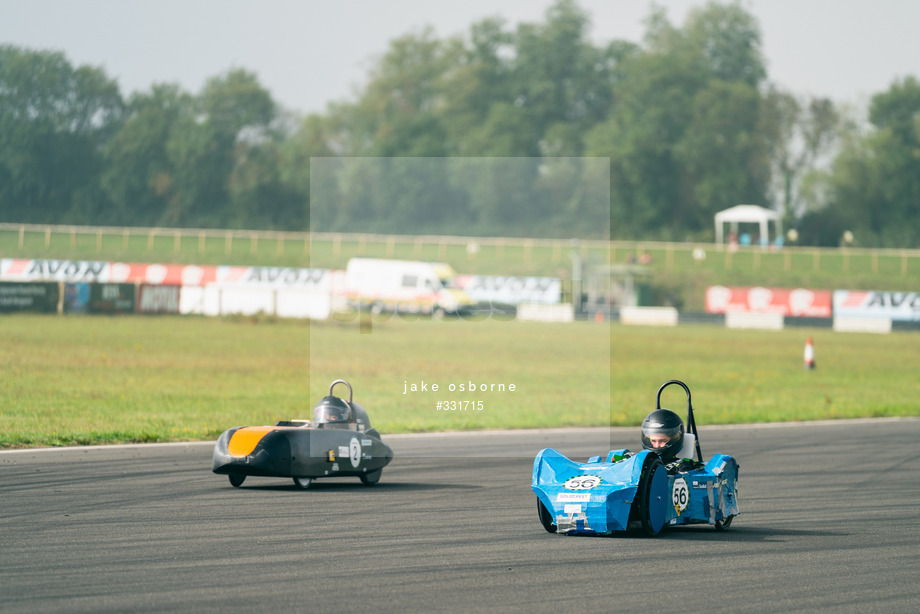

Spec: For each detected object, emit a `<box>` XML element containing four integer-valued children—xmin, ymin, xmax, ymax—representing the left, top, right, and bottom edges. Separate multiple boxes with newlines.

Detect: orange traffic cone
<box><xmin>804</xmin><ymin>337</ymin><xmax>816</xmax><ymax>370</ymax></box>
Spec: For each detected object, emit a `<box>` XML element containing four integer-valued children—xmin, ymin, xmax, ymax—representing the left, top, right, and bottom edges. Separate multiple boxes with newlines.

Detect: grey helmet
<box><xmin>313</xmin><ymin>396</ymin><xmax>352</xmax><ymax>425</ymax></box>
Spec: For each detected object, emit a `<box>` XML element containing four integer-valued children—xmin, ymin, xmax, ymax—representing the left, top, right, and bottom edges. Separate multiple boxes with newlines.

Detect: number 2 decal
<box><xmin>349</xmin><ymin>438</ymin><xmax>361</xmax><ymax>468</ymax></box>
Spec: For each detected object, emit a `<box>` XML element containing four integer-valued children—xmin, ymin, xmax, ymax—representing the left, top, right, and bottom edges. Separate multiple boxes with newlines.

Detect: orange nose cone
<box><xmin>228</xmin><ymin>426</ymin><xmax>276</xmax><ymax>457</ymax></box>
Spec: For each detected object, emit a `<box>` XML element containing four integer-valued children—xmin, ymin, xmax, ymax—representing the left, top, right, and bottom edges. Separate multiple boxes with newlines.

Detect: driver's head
<box><xmin>312</xmin><ymin>396</ymin><xmax>351</xmax><ymax>425</ymax></box>
<box><xmin>640</xmin><ymin>409</ymin><xmax>684</xmax><ymax>460</ymax></box>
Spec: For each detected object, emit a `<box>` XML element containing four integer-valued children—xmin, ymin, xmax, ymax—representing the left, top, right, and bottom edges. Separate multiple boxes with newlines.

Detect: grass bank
<box><xmin>1</xmin><ymin>313</ymin><xmax>917</xmax><ymax>448</ymax></box>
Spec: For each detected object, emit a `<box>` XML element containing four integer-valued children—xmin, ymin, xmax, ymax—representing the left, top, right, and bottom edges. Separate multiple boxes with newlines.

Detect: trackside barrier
<box><xmin>516</xmin><ymin>303</ymin><xmax>574</xmax><ymax>323</ymax></box>
<box><xmin>619</xmin><ymin>306</ymin><xmax>678</xmax><ymax>326</ymax></box>
<box><xmin>833</xmin><ymin>316</ymin><xmax>892</xmax><ymax>334</ymax></box>
<box><xmin>179</xmin><ymin>286</ymin><xmax>331</xmax><ymax>319</ymax></box>
<box><xmin>725</xmin><ymin>312</ymin><xmax>785</xmax><ymax>330</ymax></box>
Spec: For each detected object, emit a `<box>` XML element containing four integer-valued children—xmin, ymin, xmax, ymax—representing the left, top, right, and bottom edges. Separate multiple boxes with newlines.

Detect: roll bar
<box><xmin>656</xmin><ymin>379</ymin><xmax>703</xmax><ymax>462</ymax></box>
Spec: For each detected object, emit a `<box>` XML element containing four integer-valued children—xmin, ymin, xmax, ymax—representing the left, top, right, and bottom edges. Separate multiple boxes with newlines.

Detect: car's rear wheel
<box><xmin>360</xmin><ymin>469</ymin><xmax>382</xmax><ymax>485</ymax></box>
<box><xmin>292</xmin><ymin>476</ymin><xmax>312</xmax><ymax>489</ymax></box>
<box><xmin>715</xmin><ymin>516</ymin><xmax>733</xmax><ymax>531</ymax></box>
<box><xmin>633</xmin><ymin>455</ymin><xmax>668</xmax><ymax>536</ymax></box>
<box><xmin>537</xmin><ymin>498</ymin><xmax>557</xmax><ymax>533</ymax></box>
<box><xmin>228</xmin><ymin>474</ymin><xmax>246</xmax><ymax>487</ymax></box>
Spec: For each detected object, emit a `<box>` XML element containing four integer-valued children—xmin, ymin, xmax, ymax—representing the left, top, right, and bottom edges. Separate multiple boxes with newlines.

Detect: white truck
<box><xmin>342</xmin><ymin>258</ymin><xmax>472</xmax><ymax>317</ymax></box>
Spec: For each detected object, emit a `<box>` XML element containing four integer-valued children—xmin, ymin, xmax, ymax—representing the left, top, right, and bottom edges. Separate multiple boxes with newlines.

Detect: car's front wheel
<box><xmin>537</xmin><ymin>498</ymin><xmax>557</xmax><ymax>533</ymax></box>
<box><xmin>292</xmin><ymin>476</ymin><xmax>312</xmax><ymax>490</ymax></box>
<box><xmin>360</xmin><ymin>469</ymin><xmax>382</xmax><ymax>485</ymax></box>
<box><xmin>228</xmin><ymin>474</ymin><xmax>246</xmax><ymax>488</ymax></box>
<box><xmin>633</xmin><ymin>455</ymin><xmax>668</xmax><ymax>536</ymax></box>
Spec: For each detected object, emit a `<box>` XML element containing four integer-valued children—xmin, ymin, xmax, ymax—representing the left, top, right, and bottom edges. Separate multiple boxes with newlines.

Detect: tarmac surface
<box><xmin>2</xmin><ymin>419</ymin><xmax>919</xmax><ymax>613</ymax></box>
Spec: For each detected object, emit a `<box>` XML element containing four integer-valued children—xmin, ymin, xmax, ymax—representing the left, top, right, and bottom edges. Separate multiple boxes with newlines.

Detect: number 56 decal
<box><xmin>563</xmin><ymin>475</ymin><xmax>602</xmax><ymax>490</ymax></box>
<box><xmin>672</xmin><ymin>477</ymin><xmax>689</xmax><ymax>514</ymax></box>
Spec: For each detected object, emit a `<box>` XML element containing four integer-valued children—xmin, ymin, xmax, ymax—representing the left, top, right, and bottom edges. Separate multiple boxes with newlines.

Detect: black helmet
<box><xmin>313</xmin><ymin>396</ymin><xmax>352</xmax><ymax>425</ymax></box>
<box><xmin>640</xmin><ymin>408</ymin><xmax>684</xmax><ymax>460</ymax></box>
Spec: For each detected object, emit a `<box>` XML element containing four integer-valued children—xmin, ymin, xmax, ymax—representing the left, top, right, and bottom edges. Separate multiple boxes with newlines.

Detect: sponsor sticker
<box><xmin>563</xmin><ymin>504</ymin><xmax>582</xmax><ymax>515</ymax></box>
<box><xmin>557</xmin><ymin>492</ymin><xmax>591</xmax><ymax>503</ymax></box>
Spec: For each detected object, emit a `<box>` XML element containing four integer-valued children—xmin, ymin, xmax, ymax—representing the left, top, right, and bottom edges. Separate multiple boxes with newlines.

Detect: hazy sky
<box><xmin>3</xmin><ymin>0</ymin><xmax>920</xmax><ymax>115</ymax></box>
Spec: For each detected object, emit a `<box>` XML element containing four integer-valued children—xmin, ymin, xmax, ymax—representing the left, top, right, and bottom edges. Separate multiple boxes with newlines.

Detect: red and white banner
<box><xmin>216</xmin><ymin>266</ymin><xmax>330</xmax><ymax>287</ymax></box>
<box><xmin>110</xmin><ymin>262</ymin><xmax>219</xmax><ymax>285</ymax></box>
<box><xmin>0</xmin><ymin>259</ymin><xmax>329</xmax><ymax>288</ymax></box>
<box><xmin>0</xmin><ymin>259</ymin><xmax>221</xmax><ymax>285</ymax></box>
<box><xmin>833</xmin><ymin>290</ymin><xmax>920</xmax><ymax>321</ymax></box>
<box><xmin>706</xmin><ymin>286</ymin><xmax>832</xmax><ymax>318</ymax></box>
<box><xmin>454</xmin><ymin>274</ymin><xmax>562</xmax><ymax>305</ymax></box>
<box><xmin>1</xmin><ymin>259</ymin><xmax>111</xmax><ymax>282</ymax></box>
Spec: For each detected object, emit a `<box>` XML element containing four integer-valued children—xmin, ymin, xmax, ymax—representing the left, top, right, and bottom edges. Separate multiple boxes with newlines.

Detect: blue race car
<box><xmin>532</xmin><ymin>380</ymin><xmax>739</xmax><ymax>536</ymax></box>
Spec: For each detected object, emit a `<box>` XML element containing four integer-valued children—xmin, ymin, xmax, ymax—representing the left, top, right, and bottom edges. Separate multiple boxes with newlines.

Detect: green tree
<box><xmin>586</xmin><ymin>1</ymin><xmax>771</xmax><ymax>240</ymax></box>
<box><xmin>164</xmin><ymin>69</ymin><xmax>277</xmax><ymax>228</ymax></box>
<box><xmin>760</xmin><ymin>88</ymin><xmax>839</xmax><ymax>228</ymax></box>
<box><xmin>510</xmin><ymin>0</ymin><xmax>612</xmax><ymax>155</ymax></box>
<box><xmin>347</xmin><ymin>28</ymin><xmax>457</xmax><ymax>158</ymax></box>
<box><xmin>675</xmin><ymin>80</ymin><xmax>771</xmax><ymax>230</ymax></box>
<box><xmin>811</xmin><ymin>77</ymin><xmax>920</xmax><ymax>247</ymax></box>
<box><xmin>101</xmin><ymin>84</ymin><xmax>195</xmax><ymax>226</ymax></box>
<box><xmin>0</xmin><ymin>46</ymin><xmax>123</xmax><ymax>223</ymax></box>
<box><xmin>276</xmin><ymin>113</ymin><xmax>341</xmax><ymax>232</ymax></box>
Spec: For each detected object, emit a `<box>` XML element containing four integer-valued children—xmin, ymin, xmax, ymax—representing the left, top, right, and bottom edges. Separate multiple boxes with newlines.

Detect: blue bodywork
<box><xmin>532</xmin><ymin>448</ymin><xmax>740</xmax><ymax>536</ymax></box>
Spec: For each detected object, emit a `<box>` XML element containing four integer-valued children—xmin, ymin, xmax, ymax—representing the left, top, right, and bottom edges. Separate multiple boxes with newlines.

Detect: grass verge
<box><xmin>1</xmin><ymin>313</ymin><xmax>917</xmax><ymax>448</ymax></box>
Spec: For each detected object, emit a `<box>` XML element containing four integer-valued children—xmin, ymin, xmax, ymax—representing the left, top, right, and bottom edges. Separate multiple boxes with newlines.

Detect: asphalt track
<box><xmin>2</xmin><ymin>419</ymin><xmax>919</xmax><ymax>614</ymax></box>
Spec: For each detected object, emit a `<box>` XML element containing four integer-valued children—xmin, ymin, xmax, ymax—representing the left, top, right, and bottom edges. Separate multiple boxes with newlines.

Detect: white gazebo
<box><xmin>714</xmin><ymin>204</ymin><xmax>783</xmax><ymax>247</ymax></box>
